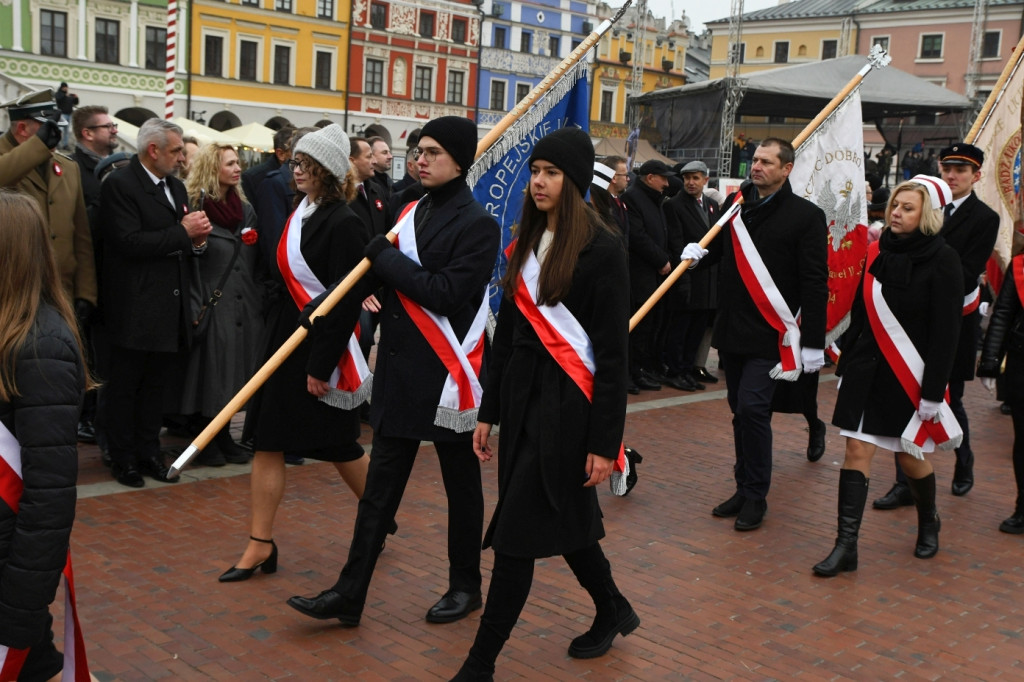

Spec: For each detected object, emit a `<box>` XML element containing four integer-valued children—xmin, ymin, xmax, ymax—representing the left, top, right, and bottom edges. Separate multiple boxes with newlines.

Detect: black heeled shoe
<box><xmin>218</xmin><ymin>536</ymin><xmax>278</xmax><ymax>582</ymax></box>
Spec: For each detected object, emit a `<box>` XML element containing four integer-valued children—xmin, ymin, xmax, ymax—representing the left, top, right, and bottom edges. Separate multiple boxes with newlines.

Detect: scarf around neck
<box><xmin>204</xmin><ymin>189</ymin><xmax>244</xmax><ymax>230</ymax></box>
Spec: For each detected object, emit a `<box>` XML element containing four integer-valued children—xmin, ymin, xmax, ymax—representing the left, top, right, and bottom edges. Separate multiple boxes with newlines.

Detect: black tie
<box><xmin>156</xmin><ymin>180</ymin><xmax>172</xmax><ymax>210</ymax></box>
<box><xmin>944</xmin><ymin>204</ymin><xmax>954</xmax><ymax>220</ymax></box>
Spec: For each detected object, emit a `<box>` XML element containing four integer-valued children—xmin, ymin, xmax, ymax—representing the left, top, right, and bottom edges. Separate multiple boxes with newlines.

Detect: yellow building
<box><xmin>708</xmin><ymin>22</ymin><xmax>845</xmax><ymax>79</ymax></box>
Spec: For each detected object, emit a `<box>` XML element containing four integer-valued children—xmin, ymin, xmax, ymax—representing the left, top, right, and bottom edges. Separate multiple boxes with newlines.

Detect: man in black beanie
<box><xmin>288</xmin><ymin>116</ymin><xmax>500</xmax><ymax>627</ymax></box>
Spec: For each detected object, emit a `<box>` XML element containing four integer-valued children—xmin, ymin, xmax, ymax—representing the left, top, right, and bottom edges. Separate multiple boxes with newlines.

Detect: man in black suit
<box><xmin>99</xmin><ymin>118</ymin><xmax>212</xmax><ymax>487</ymax></box>
<box><xmin>368</xmin><ymin>136</ymin><xmax>394</xmax><ymax>199</ymax></box>
<box><xmin>874</xmin><ymin>143</ymin><xmax>1000</xmax><ymax>508</ymax></box>
<box><xmin>288</xmin><ymin>116</ymin><xmax>498</xmax><ymax>628</ymax></box>
<box><xmin>349</xmin><ymin>136</ymin><xmax>391</xmax><ymax>237</ymax></box>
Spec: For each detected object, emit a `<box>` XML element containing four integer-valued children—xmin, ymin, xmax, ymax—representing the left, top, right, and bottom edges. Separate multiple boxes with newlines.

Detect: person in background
<box><xmin>241</xmin><ymin>127</ymin><xmax>293</xmax><ymax>202</ymax></box>
<box><xmin>179</xmin><ymin>136</ymin><xmax>201</xmax><ymax>179</ymax></box>
<box><xmin>391</xmin><ymin>128</ymin><xmax>422</xmax><ymax>194</ymax></box>
<box><xmin>866</xmin><ymin>187</ymin><xmax>890</xmax><ymax>244</ymax></box>
<box><xmin>54</xmin><ymin>82</ymin><xmax>78</xmax><ymax>149</ymax></box>
<box><xmin>367</xmin><ymin>136</ymin><xmax>393</xmax><ymax>198</ymax></box>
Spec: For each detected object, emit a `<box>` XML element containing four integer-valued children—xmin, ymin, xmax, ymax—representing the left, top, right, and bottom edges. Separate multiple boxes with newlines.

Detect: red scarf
<box><xmin>203</xmin><ymin>189</ymin><xmax>244</xmax><ymax>229</ymax></box>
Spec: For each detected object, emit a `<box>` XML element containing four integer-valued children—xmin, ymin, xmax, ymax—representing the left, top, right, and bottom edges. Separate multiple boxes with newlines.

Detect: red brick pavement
<box><xmin>61</xmin><ymin>368</ymin><xmax>1024</xmax><ymax>680</ymax></box>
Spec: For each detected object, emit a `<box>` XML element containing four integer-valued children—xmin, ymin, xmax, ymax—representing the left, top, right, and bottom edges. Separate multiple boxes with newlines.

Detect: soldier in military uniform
<box><xmin>0</xmin><ymin>89</ymin><xmax>96</xmax><ymax>317</ymax></box>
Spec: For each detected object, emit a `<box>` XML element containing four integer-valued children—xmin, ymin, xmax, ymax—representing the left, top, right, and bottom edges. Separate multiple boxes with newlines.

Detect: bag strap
<box><xmin>203</xmin><ymin>237</ymin><xmax>242</xmax><ymax>310</ymax></box>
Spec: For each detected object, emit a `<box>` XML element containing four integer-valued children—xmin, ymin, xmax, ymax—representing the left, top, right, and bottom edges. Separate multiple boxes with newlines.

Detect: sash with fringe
<box><xmin>506</xmin><ymin>242</ymin><xmax>630</xmax><ymax>495</ymax></box>
<box><xmin>0</xmin><ymin>422</ymin><xmax>90</xmax><ymax>682</ymax></box>
<box><xmin>729</xmin><ymin>211</ymin><xmax>803</xmax><ymax>381</ymax></box>
<box><xmin>391</xmin><ymin>200</ymin><xmax>487</xmax><ymax>432</ymax></box>
<box><xmin>277</xmin><ymin>196</ymin><xmax>371</xmax><ymax>409</ymax></box>
<box><xmin>862</xmin><ymin>242</ymin><xmax>963</xmax><ymax>456</ymax></box>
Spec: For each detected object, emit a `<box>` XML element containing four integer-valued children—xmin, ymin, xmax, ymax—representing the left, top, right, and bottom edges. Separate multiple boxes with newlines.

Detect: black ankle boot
<box><xmin>450</xmin><ymin>655</ymin><xmax>494</xmax><ymax>681</ymax></box>
<box><xmin>906</xmin><ymin>472</ymin><xmax>940</xmax><ymax>559</ymax></box>
<box><xmin>214</xmin><ymin>426</ymin><xmax>251</xmax><ymax>464</ymax></box>
<box><xmin>813</xmin><ymin>469</ymin><xmax>868</xmax><ymax>576</ymax></box>
<box><xmin>564</xmin><ymin>546</ymin><xmax>639</xmax><ymax>659</ymax></box>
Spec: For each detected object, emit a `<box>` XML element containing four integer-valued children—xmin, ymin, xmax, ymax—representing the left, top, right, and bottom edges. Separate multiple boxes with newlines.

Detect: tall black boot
<box><xmin>564</xmin><ymin>544</ymin><xmax>640</xmax><ymax>659</ymax></box>
<box><xmin>906</xmin><ymin>472</ymin><xmax>940</xmax><ymax>559</ymax></box>
<box><xmin>813</xmin><ymin>469</ymin><xmax>868</xmax><ymax>577</ymax></box>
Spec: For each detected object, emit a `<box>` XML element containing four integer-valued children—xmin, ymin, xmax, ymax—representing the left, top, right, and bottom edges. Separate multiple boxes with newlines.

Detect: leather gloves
<box><xmin>35</xmin><ymin>118</ymin><xmax>62</xmax><ymax>149</ymax></box>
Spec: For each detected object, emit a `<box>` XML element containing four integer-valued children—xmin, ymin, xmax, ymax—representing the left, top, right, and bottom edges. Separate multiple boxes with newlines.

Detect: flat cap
<box><xmin>1</xmin><ymin>88</ymin><xmax>59</xmax><ymax>122</ymax></box>
<box><xmin>680</xmin><ymin>160</ymin><xmax>709</xmax><ymax>175</ymax></box>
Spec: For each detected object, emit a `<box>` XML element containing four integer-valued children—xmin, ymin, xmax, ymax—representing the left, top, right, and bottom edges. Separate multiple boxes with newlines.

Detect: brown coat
<box><xmin>0</xmin><ymin>132</ymin><xmax>96</xmax><ymax>304</ymax></box>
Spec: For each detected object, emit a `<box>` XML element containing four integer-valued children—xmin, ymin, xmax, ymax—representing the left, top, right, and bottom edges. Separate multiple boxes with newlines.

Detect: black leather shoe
<box><xmin>872</xmin><ymin>482</ymin><xmax>913</xmax><ymax>509</ymax></box>
<box><xmin>952</xmin><ymin>454</ymin><xmax>974</xmax><ymax>496</ymax></box>
<box><xmin>1001</xmin><ymin>402</ymin><xmax>1013</xmax><ymax>415</ymax></box>
<box><xmin>219</xmin><ymin>537</ymin><xmax>278</xmax><ymax>582</ymax></box>
<box><xmin>665</xmin><ymin>374</ymin><xmax>699</xmax><ymax>391</ymax></box>
<box><xmin>712</xmin><ymin>492</ymin><xmax>745</xmax><ymax>518</ymax></box>
<box><xmin>77</xmin><ymin>420</ymin><xmax>96</xmax><ymax>444</ymax></box>
<box><xmin>137</xmin><ymin>453</ymin><xmax>179</xmax><ymax>483</ymax></box>
<box><xmin>999</xmin><ymin>512</ymin><xmax>1024</xmax><ymax>534</ymax></box>
<box><xmin>101</xmin><ymin>449</ymin><xmax>112</xmax><ymax>468</ymax></box>
<box><xmin>626</xmin><ymin>381</ymin><xmax>640</xmax><ymax>395</ymax></box>
<box><xmin>287</xmin><ymin>589</ymin><xmax>362</xmax><ymax>626</ymax></box>
<box><xmin>426</xmin><ymin>589</ymin><xmax>482</xmax><ymax>624</ymax></box>
<box><xmin>112</xmin><ymin>462</ymin><xmax>145</xmax><ymax>488</ymax></box>
<box><xmin>806</xmin><ymin>419</ymin><xmax>826</xmax><ymax>462</ymax></box>
<box><xmin>284</xmin><ymin>453</ymin><xmax>305</xmax><ymax>465</ymax></box>
<box><xmin>633</xmin><ymin>371</ymin><xmax>662</xmax><ymax>391</ymax></box>
<box><xmin>735</xmin><ymin>498</ymin><xmax>767</xmax><ymax>531</ymax></box>
<box><xmin>694</xmin><ymin>367</ymin><xmax>719</xmax><ymax>384</ymax></box>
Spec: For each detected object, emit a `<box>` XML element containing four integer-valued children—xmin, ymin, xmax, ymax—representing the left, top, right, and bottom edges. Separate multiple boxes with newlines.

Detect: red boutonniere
<box><xmin>374</xmin><ymin>199</ymin><xmax>384</xmax><ymax>212</ymax></box>
<box><xmin>241</xmin><ymin>227</ymin><xmax>258</xmax><ymax>245</ymax></box>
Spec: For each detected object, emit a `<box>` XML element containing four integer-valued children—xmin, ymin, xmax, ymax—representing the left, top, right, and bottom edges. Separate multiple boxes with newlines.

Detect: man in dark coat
<box><xmin>368</xmin><ymin>136</ymin><xmax>394</xmax><ymax>199</ymax></box>
<box><xmin>287</xmin><ymin>116</ymin><xmax>499</xmax><ymax>627</ymax></box>
<box><xmin>622</xmin><ymin>159</ymin><xmax>675</xmax><ymax>391</ymax></box>
<box><xmin>99</xmin><ymin>118</ymin><xmax>212</xmax><ymax>487</ymax></box>
<box><xmin>241</xmin><ymin>126</ymin><xmax>293</xmax><ymax>205</ymax></box>
<box><xmin>711</xmin><ymin>138</ymin><xmax>828</xmax><ymax>531</ymax></box>
<box><xmin>874</xmin><ymin>143</ymin><xmax>1001</xmax><ymax>508</ymax></box>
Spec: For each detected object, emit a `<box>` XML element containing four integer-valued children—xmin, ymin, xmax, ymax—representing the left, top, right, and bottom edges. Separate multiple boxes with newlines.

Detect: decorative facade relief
<box><xmin>482</xmin><ymin>51</ymin><xmax>559</xmax><ymax>77</ymax></box>
<box><xmin>391</xmin><ymin>6</ymin><xmax>416</xmax><ymax>35</ymax></box>
<box><xmin>438</xmin><ymin>12</ymin><xmax>450</xmax><ymax>41</ymax></box>
<box><xmin>393</xmin><ymin>58</ymin><xmax>407</xmax><ymax>95</ymax></box>
<box><xmin>353</xmin><ymin>0</ymin><xmax>368</xmax><ymax>26</ymax></box>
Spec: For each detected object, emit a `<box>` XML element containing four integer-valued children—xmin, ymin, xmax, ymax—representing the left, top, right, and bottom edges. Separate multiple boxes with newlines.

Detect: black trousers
<box><xmin>721</xmin><ymin>352</ymin><xmax>779</xmax><ymax>500</ymax></box>
<box><xmin>948</xmin><ymin>379</ymin><xmax>972</xmax><ymax>465</ymax></box>
<box><xmin>104</xmin><ymin>345</ymin><xmax>176</xmax><ymax>468</ymax></box>
<box><xmin>333</xmin><ymin>434</ymin><xmax>483</xmax><ymax>603</ymax></box>
<box><xmin>676</xmin><ymin>309</ymin><xmax>712</xmax><ymax>376</ymax></box>
<box><xmin>1012</xmin><ymin>402</ymin><xmax>1024</xmax><ymax>511</ymax></box>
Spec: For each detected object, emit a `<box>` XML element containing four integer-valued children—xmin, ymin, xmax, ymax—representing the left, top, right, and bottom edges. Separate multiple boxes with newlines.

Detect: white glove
<box><xmin>980</xmin><ymin>301</ymin><xmax>990</xmax><ymax>317</ymax></box>
<box><xmin>681</xmin><ymin>242</ymin><xmax>708</xmax><ymax>267</ymax></box>
<box><xmin>801</xmin><ymin>347</ymin><xmax>825</xmax><ymax>374</ymax></box>
<box><xmin>981</xmin><ymin>376</ymin><xmax>997</xmax><ymax>392</ymax></box>
<box><xmin>918</xmin><ymin>398</ymin><xmax>942</xmax><ymax>422</ymax></box>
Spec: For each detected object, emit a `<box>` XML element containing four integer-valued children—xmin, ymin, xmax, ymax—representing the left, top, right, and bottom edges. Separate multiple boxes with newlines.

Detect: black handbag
<box><xmin>192</xmin><ymin>238</ymin><xmax>241</xmax><ymax>342</ymax></box>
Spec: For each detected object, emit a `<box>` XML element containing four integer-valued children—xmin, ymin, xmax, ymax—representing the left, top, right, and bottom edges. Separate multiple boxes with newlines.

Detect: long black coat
<box><xmin>713</xmin><ymin>180</ymin><xmax>828</xmax><ymax>357</ymax></box>
<box><xmin>833</xmin><ymin>231</ymin><xmax>963</xmax><ymax>436</ymax></box>
<box><xmin>941</xmin><ymin>192</ymin><xmax>1000</xmax><ymax>380</ymax></box>
<box><xmin>99</xmin><ymin>156</ymin><xmax>196</xmax><ymax>353</ymax></box>
<box><xmin>622</xmin><ymin>180</ymin><xmax>672</xmax><ymax>305</ymax></box>
<box><xmin>0</xmin><ymin>305</ymin><xmax>84</xmax><ymax>649</ymax></box>
<box><xmin>368</xmin><ymin>178</ymin><xmax>500</xmax><ymax>443</ymax></box>
<box><xmin>351</xmin><ymin>179</ymin><xmax>392</xmax><ymax>236</ymax></box>
<box><xmin>665</xmin><ymin>190</ymin><xmax>720</xmax><ymax>310</ymax></box>
<box><xmin>978</xmin><ymin>257</ymin><xmax>1024</xmax><ymax>404</ymax></box>
<box><xmin>479</xmin><ymin>226</ymin><xmax>628</xmax><ymax>558</ymax></box>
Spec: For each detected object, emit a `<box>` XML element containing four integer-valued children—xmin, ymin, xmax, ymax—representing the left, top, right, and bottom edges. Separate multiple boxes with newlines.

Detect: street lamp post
<box><xmin>473</xmin><ymin>0</ymin><xmax>485</xmax><ymax>123</ymax></box>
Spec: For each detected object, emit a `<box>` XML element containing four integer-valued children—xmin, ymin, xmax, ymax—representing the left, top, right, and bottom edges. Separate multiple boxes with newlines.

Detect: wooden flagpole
<box><xmin>628</xmin><ymin>46</ymin><xmax>892</xmax><ymax>332</ymax></box>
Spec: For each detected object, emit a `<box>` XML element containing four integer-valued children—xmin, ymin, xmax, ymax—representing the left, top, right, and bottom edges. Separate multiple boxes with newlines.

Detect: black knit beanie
<box><xmin>528</xmin><ymin>127</ymin><xmax>594</xmax><ymax>196</ymax></box>
<box><xmin>419</xmin><ymin>116</ymin><xmax>477</xmax><ymax>175</ymax></box>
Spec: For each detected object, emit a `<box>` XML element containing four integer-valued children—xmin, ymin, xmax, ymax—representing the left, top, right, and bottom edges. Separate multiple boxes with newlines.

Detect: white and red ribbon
<box><xmin>277</xmin><ymin>196</ymin><xmax>371</xmax><ymax>410</ymax></box>
<box><xmin>0</xmin><ymin>422</ymin><xmax>90</xmax><ymax>682</ymax></box>
<box><xmin>962</xmin><ymin>286</ymin><xmax>980</xmax><ymax>316</ymax></box>
<box><xmin>507</xmin><ymin>242</ymin><xmax>630</xmax><ymax>493</ymax></box>
<box><xmin>729</xmin><ymin>211</ymin><xmax>803</xmax><ymax>381</ymax></box>
<box><xmin>390</xmin><ymin>200</ymin><xmax>487</xmax><ymax>432</ymax></box>
<box><xmin>862</xmin><ymin>243</ymin><xmax>963</xmax><ymax>457</ymax></box>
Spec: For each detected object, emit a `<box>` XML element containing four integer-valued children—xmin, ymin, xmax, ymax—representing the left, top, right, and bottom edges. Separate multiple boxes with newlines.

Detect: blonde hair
<box><xmin>886</xmin><ymin>180</ymin><xmax>944</xmax><ymax>236</ymax></box>
<box><xmin>186</xmin><ymin>143</ymin><xmax>247</xmax><ymax>206</ymax></box>
<box><xmin>0</xmin><ymin>190</ymin><xmax>92</xmax><ymax>401</ymax></box>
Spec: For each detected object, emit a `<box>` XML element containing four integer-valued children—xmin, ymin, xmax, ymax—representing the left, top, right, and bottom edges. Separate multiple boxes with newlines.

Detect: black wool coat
<box><xmin>833</xmin><ymin>231</ymin><xmax>963</xmax><ymax>435</ymax></box>
<box><xmin>940</xmin><ymin>192</ymin><xmax>1000</xmax><ymax>381</ymax></box>
<box><xmin>622</xmin><ymin>180</ymin><xmax>672</xmax><ymax>306</ymax></box>
<box><xmin>99</xmin><ymin>156</ymin><xmax>196</xmax><ymax>353</ymax></box>
<box><xmin>713</xmin><ymin>179</ymin><xmax>828</xmax><ymax>357</ymax></box>
<box><xmin>665</xmin><ymin>190</ymin><xmax>720</xmax><ymax>311</ymax></box>
<box><xmin>0</xmin><ymin>305</ymin><xmax>84</xmax><ymax>649</ymax></box>
<box><xmin>351</xmin><ymin>178</ymin><xmax>393</xmax><ymax>237</ymax></box>
<box><xmin>368</xmin><ymin>178</ymin><xmax>501</xmax><ymax>442</ymax></box>
<box><xmin>479</xmin><ymin>226</ymin><xmax>628</xmax><ymax>558</ymax></box>
<box><xmin>978</xmin><ymin>258</ymin><xmax>1024</xmax><ymax>404</ymax></box>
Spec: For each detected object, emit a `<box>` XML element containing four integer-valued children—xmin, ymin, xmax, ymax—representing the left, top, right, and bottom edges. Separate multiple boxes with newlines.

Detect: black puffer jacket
<box><xmin>0</xmin><ymin>303</ymin><xmax>84</xmax><ymax>649</ymax></box>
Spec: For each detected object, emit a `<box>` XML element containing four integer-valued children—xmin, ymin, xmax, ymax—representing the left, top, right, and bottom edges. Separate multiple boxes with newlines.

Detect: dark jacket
<box><xmin>479</xmin><ymin>226</ymin><xmax>628</xmax><ymax>558</ymax></box>
<box><xmin>352</xmin><ymin>179</ymin><xmax>392</xmax><ymax>236</ymax></box>
<box><xmin>368</xmin><ymin>178</ymin><xmax>501</xmax><ymax>442</ymax></box>
<box><xmin>0</xmin><ymin>304</ymin><xmax>84</xmax><ymax>649</ymax></box>
<box><xmin>665</xmin><ymin>190</ymin><xmax>720</xmax><ymax>310</ymax></box>
<box><xmin>622</xmin><ymin>180</ymin><xmax>672</xmax><ymax>303</ymax></box>
<box><xmin>71</xmin><ymin>145</ymin><xmax>102</xmax><ymax>230</ymax></box>
<box><xmin>99</xmin><ymin>155</ymin><xmax>196</xmax><ymax>353</ymax></box>
<box><xmin>978</xmin><ymin>257</ymin><xmax>1024</xmax><ymax>404</ymax></box>
<box><xmin>254</xmin><ymin>168</ymin><xmax>294</xmax><ymax>282</ymax></box>
<box><xmin>241</xmin><ymin>155</ymin><xmax>281</xmax><ymax>206</ymax></box>
<box><xmin>833</xmin><ymin>231</ymin><xmax>963</xmax><ymax>435</ymax></box>
<box><xmin>713</xmin><ymin>179</ymin><xmax>828</xmax><ymax>357</ymax></box>
<box><xmin>941</xmin><ymin>192</ymin><xmax>1000</xmax><ymax>380</ymax></box>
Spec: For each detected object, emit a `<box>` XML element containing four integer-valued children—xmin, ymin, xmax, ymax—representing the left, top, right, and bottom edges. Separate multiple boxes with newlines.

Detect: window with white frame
<box><xmin>145</xmin><ymin>27</ymin><xmax>166</xmax><ymax>70</ymax></box>
<box><xmin>982</xmin><ymin>31</ymin><xmax>1000</xmax><ymax>59</ymax></box>
<box><xmin>315</xmin><ymin>51</ymin><xmax>333</xmax><ymax>90</ymax></box>
<box><xmin>365</xmin><ymin>58</ymin><xmax>384</xmax><ymax>94</ymax></box>
<box><xmin>447</xmin><ymin>70</ymin><xmax>464</xmax><ymax>104</ymax></box>
<box><xmin>414</xmin><ymin>65</ymin><xmax>432</xmax><ymax>101</ymax></box>
<box><xmin>490</xmin><ymin>80</ymin><xmax>506</xmax><ymax>110</ymax></box>
<box><xmin>273</xmin><ymin>43</ymin><xmax>291</xmax><ymax>85</ymax></box>
<box><xmin>919</xmin><ymin>34</ymin><xmax>943</xmax><ymax>59</ymax></box>
<box><xmin>204</xmin><ymin>34</ymin><xmax>224</xmax><ymax>76</ymax></box>
<box><xmin>239</xmin><ymin>39</ymin><xmax>259</xmax><ymax>81</ymax></box>
<box><xmin>96</xmin><ymin>18</ymin><xmax>120</xmax><ymax>64</ymax></box>
<box><xmin>40</xmin><ymin>10</ymin><xmax>67</xmax><ymax>57</ymax></box>
<box><xmin>600</xmin><ymin>90</ymin><xmax>614</xmax><ymax>122</ymax></box>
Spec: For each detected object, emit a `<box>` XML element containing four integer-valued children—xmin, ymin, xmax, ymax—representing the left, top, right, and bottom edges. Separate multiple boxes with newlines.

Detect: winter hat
<box><xmin>592</xmin><ymin>161</ymin><xmax>615</xmax><ymax>191</ymax></box>
<box><xmin>909</xmin><ymin>174</ymin><xmax>952</xmax><ymax>210</ymax></box>
<box><xmin>528</xmin><ymin>126</ymin><xmax>594</xmax><ymax>196</ymax></box>
<box><xmin>293</xmin><ymin>123</ymin><xmax>351</xmax><ymax>180</ymax></box>
<box><xmin>419</xmin><ymin>116</ymin><xmax>477</xmax><ymax>174</ymax></box>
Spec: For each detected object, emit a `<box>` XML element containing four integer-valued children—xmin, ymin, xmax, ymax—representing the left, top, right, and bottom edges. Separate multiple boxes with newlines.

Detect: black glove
<box><xmin>298</xmin><ymin>301</ymin><xmax>317</xmax><ymax>330</ymax></box>
<box><xmin>35</xmin><ymin>118</ymin><xmax>61</xmax><ymax>149</ymax></box>
<box><xmin>363</xmin><ymin>234</ymin><xmax>392</xmax><ymax>262</ymax></box>
<box><xmin>74</xmin><ymin>298</ymin><xmax>96</xmax><ymax>327</ymax></box>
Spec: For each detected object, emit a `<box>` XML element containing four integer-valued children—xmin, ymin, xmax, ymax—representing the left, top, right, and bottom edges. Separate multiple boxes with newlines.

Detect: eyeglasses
<box><xmin>413</xmin><ymin>147</ymin><xmax>447</xmax><ymax>163</ymax></box>
<box><xmin>86</xmin><ymin>123</ymin><xmax>118</xmax><ymax>131</ymax></box>
<box><xmin>288</xmin><ymin>159</ymin><xmax>314</xmax><ymax>173</ymax></box>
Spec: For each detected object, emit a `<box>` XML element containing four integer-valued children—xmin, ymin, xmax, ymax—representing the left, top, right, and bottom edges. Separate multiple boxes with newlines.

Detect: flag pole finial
<box><xmin>868</xmin><ymin>44</ymin><xmax>891</xmax><ymax>70</ymax></box>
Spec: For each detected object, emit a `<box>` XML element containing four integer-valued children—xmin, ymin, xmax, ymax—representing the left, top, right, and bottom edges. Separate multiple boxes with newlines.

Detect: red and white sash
<box><xmin>0</xmin><ymin>422</ymin><xmax>90</xmax><ymax>682</ymax></box>
<box><xmin>962</xmin><ymin>286</ymin><xmax>980</xmax><ymax>316</ymax></box>
<box><xmin>390</xmin><ymin>200</ymin><xmax>487</xmax><ymax>432</ymax></box>
<box><xmin>729</xmin><ymin>211</ymin><xmax>803</xmax><ymax>381</ymax></box>
<box><xmin>277</xmin><ymin>196</ymin><xmax>371</xmax><ymax>410</ymax></box>
<box><xmin>862</xmin><ymin>242</ymin><xmax>963</xmax><ymax>457</ymax></box>
<box><xmin>507</xmin><ymin>242</ymin><xmax>630</xmax><ymax>493</ymax></box>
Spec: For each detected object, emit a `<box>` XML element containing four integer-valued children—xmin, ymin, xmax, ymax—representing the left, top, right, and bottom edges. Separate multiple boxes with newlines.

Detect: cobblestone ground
<box><xmin>64</xmin><ymin>367</ymin><xmax>1024</xmax><ymax>680</ymax></box>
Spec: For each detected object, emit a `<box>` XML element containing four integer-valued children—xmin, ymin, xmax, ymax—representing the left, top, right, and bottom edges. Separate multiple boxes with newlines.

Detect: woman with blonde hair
<box><xmin>0</xmin><ymin>190</ymin><xmax>92</xmax><ymax>681</ymax></box>
<box><xmin>181</xmin><ymin>142</ymin><xmax>264</xmax><ymax>465</ymax></box>
<box><xmin>814</xmin><ymin>176</ymin><xmax>963</xmax><ymax>577</ymax></box>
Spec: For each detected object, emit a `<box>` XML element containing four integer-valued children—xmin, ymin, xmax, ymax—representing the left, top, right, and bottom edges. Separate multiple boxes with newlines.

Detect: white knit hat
<box><xmin>293</xmin><ymin>123</ymin><xmax>351</xmax><ymax>180</ymax></box>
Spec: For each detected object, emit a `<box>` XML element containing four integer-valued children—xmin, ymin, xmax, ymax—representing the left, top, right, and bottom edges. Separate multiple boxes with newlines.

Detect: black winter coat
<box><xmin>833</xmin><ymin>230</ymin><xmax>963</xmax><ymax>435</ymax></box>
<box><xmin>665</xmin><ymin>191</ymin><xmax>720</xmax><ymax>310</ymax></box>
<box><xmin>622</xmin><ymin>181</ymin><xmax>672</xmax><ymax>305</ymax></box>
<box><xmin>0</xmin><ymin>304</ymin><xmax>84</xmax><ymax>649</ymax></box>
<box><xmin>978</xmin><ymin>257</ymin><xmax>1024</xmax><ymax>404</ymax></box>
<box><xmin>479</xmin><ymin>226</ymin><xmax>628</xmax><ymax>558</ymax></box>
<box><xmin>940</xmin><ymin>192</ymin><xmax>1000</xmax><ymax>380</ymax></box>
<box><xmin>713</xmin><ymin>180</ymin><xmax>828</xmax><ymax>357</ymax></box>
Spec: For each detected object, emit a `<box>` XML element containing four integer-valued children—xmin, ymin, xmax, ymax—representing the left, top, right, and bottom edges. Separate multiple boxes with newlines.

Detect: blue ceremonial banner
<box><xmin>469</xmin><ymin>65</ymin><xmax>590</xmax><ymax>315</ymax></box>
